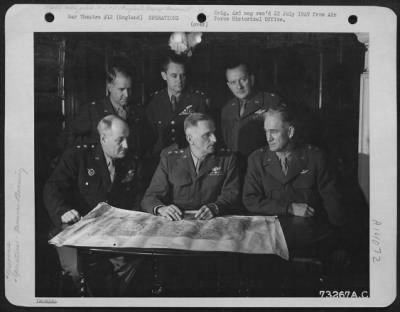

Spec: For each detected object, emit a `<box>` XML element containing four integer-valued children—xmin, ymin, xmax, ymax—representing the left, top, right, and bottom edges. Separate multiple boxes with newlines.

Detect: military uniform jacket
<box><xmin>146</xmin><ymin>89</ymin><xmax>208</xmax><ymax>155</ymax></box>
<box><xmin>66</xmin><ymin>97</ymin><xmax>151</xmax><ymax>157</ymax></box>
<box><xmin>141</xmin><ymin>147</ymin><xmax>240</xmax><ymax>215</ymax></box>
<box><xmin>44</xmin><ymin>144</ymin><xmax>143</xmax><ymax>235</ymax></box>
<box><xmin>221</xmin><ymin>91</ymin><xmax>281</xmax><ymax>157</ymax></box>
<box><xmin>243</xmin><ymin>145</ymin><xmax>346</xmax><ymax>227</ymax></box>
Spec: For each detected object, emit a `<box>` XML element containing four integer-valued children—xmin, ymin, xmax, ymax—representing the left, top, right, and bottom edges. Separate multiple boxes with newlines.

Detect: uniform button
<box><xmin>85</xmin><ymin>182</ymin><xmax>88</xmax><ymax>186</ymax></box>
<box><xmin>158</xmin><ymin>121</ymin><xmax>162</xmax><ymax>124</ymax></box>
<box><xmin>83</xmin><ymin>145</ymin><xmax>87</xmax><ymax>148</ymax></box>
<box><xmin>172</xmin><ymin>137</ymin><xmax>176</xmax><ymax>141</ymax></box>
<box><xmin>171</xmin><ymin>121</ymin><xmax>175</xmax><ymax>125</ymax></box>
<box><xmin>171</xmin><ymin>129</ymin><xmax>175</xmax><ymax>133</ymax></box>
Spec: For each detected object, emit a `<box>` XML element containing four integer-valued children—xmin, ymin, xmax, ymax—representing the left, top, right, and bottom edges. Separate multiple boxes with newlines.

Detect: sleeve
<box><xmin>141</xmin><ymin>155</ymin><xmax>171</xmax><ymax>214</ymax></box>
<box><xmin>242</xmin><ymin>154</ymin><xmax>291</xmax><ymax>216</ymax></box>
<box><xmin>210</xmin><ymin>154</ymin><xmax>240</xmax><ymax>215</ymax></box>
<box><xmin>317</xmin><ymin>152</ymin><xmax>346</xmax><ymax>227</ymax></box>
<box><xmin>43</xmin><ymin>148</ymin><xmax>79</xmax><ymax>229</ymax></box>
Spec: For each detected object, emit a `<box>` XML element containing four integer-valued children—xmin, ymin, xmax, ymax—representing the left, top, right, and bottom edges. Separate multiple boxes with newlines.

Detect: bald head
<box><xmin>97</xmin><ymin>114</ymin><xmax>130</xmax><ymax>159</ymax></box>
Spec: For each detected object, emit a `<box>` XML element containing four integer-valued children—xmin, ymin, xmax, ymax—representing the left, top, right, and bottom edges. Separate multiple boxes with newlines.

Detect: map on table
<box><xmin>49</xmin><ymin>203</ymin><xmax>289</xmax><ymax>260</ymax></box>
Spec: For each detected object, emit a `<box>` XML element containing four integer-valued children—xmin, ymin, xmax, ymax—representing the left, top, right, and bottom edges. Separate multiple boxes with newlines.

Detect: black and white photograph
<box><xmin>4</xmin><ymin>4</ymin><xmax>397</xmax><ymax>308</ymax></box>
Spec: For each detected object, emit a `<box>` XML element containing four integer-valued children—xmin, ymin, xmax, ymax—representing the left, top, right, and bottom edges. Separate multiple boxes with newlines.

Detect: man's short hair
<box><xmin>161</xmin><ymin>52</ymin><xmax>188</xmax><ymax>72</ymax></box>
<box><xmin>264</xmin><ymin>101</ymin><xmax>295</xmax><ymax>126</ymax></box>
<box><xmin>106</xmin><ymin>57</ymin><xmax>134</xmax><ymax>83</ymax></box>
<box><xmin>184</xmin><ymin>113</ymin><xmax>214</xmax><ymax>133</ymax></box>
<box><xmin>97</xmin><ymin>114</ymin><xmax>125</xmax><ymax>136</ymax></box>
<box><xmin>225</xmin><ymin>59</ymin><xmax>253</xmax><ymax>76</ymax></box>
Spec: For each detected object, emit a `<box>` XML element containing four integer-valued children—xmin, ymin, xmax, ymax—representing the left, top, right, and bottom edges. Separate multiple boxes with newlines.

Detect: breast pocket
<box><xmin>169</xmin><ymin>174</ymin><xmax>193</xmax><ymax>200</ymax></box>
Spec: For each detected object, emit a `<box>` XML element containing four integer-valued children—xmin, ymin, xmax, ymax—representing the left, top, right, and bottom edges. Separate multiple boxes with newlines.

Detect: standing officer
<box><xmin>63</xmin><ymin>60</ymin><xmax>151</xmax><ymax>159</ymax></box>
<box><xmin>44</xmin><ymin>115</ymin><xmax>144</xmax><ymax>296</ymax></box>
<box><xmin>221</xmin><ymin>61</ymin><xmax>281</xmax><ymax>164</ymax></box>
<box><xmin>146</xmin><ymin>53</ymin><xmax>209</xmax><ymax>157</ymax></box>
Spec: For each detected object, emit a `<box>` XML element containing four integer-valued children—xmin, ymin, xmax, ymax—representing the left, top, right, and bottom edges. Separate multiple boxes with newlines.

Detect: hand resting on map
<box><xmin>157</xmin><ymin>204</ymin><xmax>215</xmax><ymax>221</ymax></box>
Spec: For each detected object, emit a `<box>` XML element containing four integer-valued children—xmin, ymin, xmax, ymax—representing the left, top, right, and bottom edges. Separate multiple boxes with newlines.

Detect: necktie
<box><xmin>195</xmin><ymin>159</ymin><xmax>201</xmax><ymax>174</ymax></box>
<box><xmin>171</xmin><ymin>95</ymin><xmax>177</xmax><ymax>112</ymax></box>
<box><xmin>107</xmin><ymin>159</ymin><xmax>115</xmax><ymax>182</ymax></box>
<box><xmin>239</xmin><ymin>99</ymin><xmax>247</xmax><ymax>117</ymax></box>
<box><xmin>281</xmin><ymin>156</ymin><xmax>289</xmax><ymax>176</ymax></box>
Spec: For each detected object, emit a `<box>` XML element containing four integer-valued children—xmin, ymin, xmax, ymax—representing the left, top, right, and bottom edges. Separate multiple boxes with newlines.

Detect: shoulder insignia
<box><xmin>167</xmin><ymin>149</ymin><xmax>181</xmax><ymax>156</ymax></box>
<box><xmin>91</xmin><ymin>101</ymin><xmax>96</xmax><ymax>105</ymax></box>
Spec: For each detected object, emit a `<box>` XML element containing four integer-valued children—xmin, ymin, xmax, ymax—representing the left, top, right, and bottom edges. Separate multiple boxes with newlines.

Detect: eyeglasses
<box><xmin>227</xmin><ymin>76</ymin><xmax>249</xmax><ymax>87</ymax></box>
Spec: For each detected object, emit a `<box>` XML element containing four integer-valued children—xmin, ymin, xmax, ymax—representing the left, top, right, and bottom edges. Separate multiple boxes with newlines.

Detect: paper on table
<box><xmin>49</xmin><ymin>203</ymin><xmax>289</xmax><ymax>260</ymax></box>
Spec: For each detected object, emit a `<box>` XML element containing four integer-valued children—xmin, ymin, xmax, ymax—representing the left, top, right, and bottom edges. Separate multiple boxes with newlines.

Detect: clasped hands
<box><xmin>157</xmin><ymin>204</ymin><xmax>214</xmax><ymax>221</ymax></box>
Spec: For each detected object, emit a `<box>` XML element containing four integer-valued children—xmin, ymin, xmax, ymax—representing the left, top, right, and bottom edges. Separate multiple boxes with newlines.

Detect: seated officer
<box><xmin>242</xmin><ymin>101</ymin><xmax>349</xmax><ymax>294</ymax></box>
<box><xmin>44</xmin><ymin>115</ymin><xmax>144</xmax><ymax>296</ymax></box>
<box><xmin>142</xmin><ymin>112</ymin><xmax>240</xmax><ymax>219</ymax></box>
<box><xmin>141</xmin><ymin>113</ymin><xmax>240</xmax><ymax>295</ymax></box>
<box><xmin>243</xmin><ymin>101</ymin><xmax>349</xmax><ymax>254</ymax></box>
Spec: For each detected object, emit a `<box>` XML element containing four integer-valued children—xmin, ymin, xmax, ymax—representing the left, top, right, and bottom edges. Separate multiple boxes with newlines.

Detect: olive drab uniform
<box><xmin>221</xmin><ymin>91</ymin><xmax>281</xmax><ymax>158</ymax></box>
<box><xmin>146</xmin><ymin>89</ymin><xmax>209</xmax><ymax>156</ymax></box>
<box><xmin>44</xmin><ymin>144</ymin><xmax>143</xmax><ymax>236</ymax></box>
<box><xmin>243</xmin><ymin>144</ymin><xmax>348</xmax><ymax>255</ymax></box>
<box><xmin>43</xmin><ymin>144</ymin><xmax>144</xmax><ymax>296</ymax></box>
<box><xmin>141</xmin><ymin>147</ymin><xmax>240</xmax><ymax>216</ymax></box>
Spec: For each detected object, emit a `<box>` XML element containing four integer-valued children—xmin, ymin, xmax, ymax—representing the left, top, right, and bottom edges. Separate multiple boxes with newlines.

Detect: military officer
<box><xmin>44</xmin><ymin>115</ymin><xmax>144</xmax><ymax>296</ymax></box>
<box><xmin>146</xmin><ymin>53</ymin><xmax>209</xmax><ymax>157</ymax></box>
<box><xmin>221</xmin><ymin>61</ymin><xmax>281</xmax><ymax>161</ymax></box>
<box><xmin>62</xmin><ymin>62</ymin><xmax>151</xmax><ymax>158</ymax></box>
<box><xmin>242</xmin><ymin>102</ymin><xmax>351</xmax><ymax>295</ymax></box>
<box><xmin>243</xmin><ymin>102</ymin><xmax>347</xmax><ymax>250</ymax></box>
<box><xmin>141</xmin><ymin>113</ymin><xmax>240</xmax><ymax>295</ymax></box>
<box><xmin>142</xmin><ymin>112</ymin><xmax>240</xmax><ymax>220</ymax></box>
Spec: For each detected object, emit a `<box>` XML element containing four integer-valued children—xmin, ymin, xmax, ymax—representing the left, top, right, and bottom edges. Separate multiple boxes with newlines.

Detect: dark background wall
<box><xmin>34</xmin><ymin>32</ymin><xmax>366</xmax><ymax>296</ymax></box>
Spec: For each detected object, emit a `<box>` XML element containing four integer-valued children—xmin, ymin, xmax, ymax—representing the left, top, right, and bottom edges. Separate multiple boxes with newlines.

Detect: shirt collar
<box><xmin>103</xmin><ymin>152</ymin><xmax>114</xmax><ymax>167</ymax></box>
